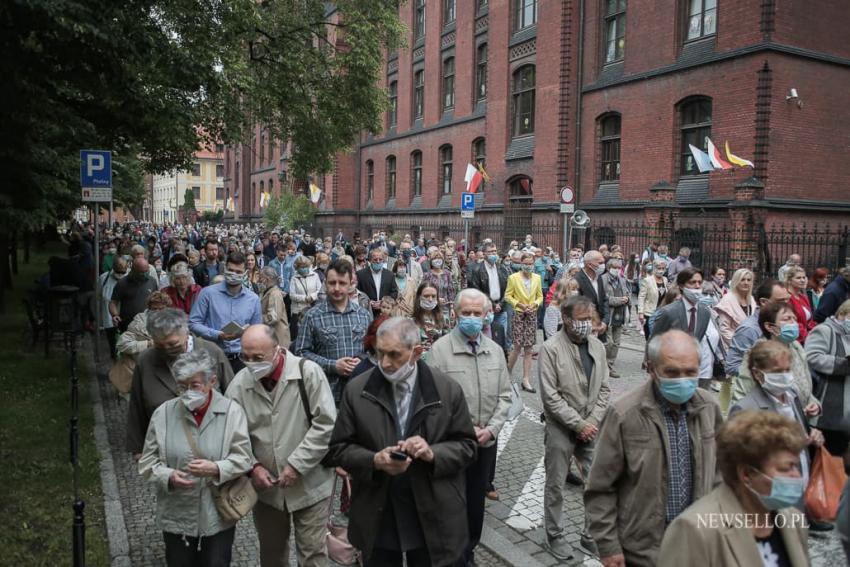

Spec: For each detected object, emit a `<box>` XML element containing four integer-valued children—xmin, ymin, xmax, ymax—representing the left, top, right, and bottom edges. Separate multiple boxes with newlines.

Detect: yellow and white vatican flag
<box><xmin>309</xmin><ymin>182</ymin><xmax>322</xmax><ymax>204</ymax></box>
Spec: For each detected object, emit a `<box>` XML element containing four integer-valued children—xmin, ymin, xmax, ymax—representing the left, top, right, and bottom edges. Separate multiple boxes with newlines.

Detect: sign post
<box><xmin>461</xmin><ymin>192</ymin><xmax>475</xmax><ymax>250</ymax></box>
<box><xmin>560</xmin><ymin>186</ymin><xmax>575</xmax><ymax>256</ymax></box>
<box><xmin>81</xmin><ymin>150</ymin><xmax>112</xmax><ymax>364</ymax></box>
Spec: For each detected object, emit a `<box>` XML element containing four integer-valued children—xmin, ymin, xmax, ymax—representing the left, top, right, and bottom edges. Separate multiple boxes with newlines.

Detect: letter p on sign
<box><xmin>80</xmin><ymin>150</ymin><xmax>112</xmax><ymax>188</ymax></box>
<box><xmin>87</xmin><ymin>154</ymin><xmax>104</xmax><ymax>177</ymax></box>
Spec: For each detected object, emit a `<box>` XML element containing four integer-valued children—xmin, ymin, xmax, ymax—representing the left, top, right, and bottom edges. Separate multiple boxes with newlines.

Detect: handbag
<box><xmin>108</xmin><ymin>355</ymin><xmax>135</xmax><ymax>394</ymax></box>
<box><xmin>507</xmin><ymin>381</ymin><xmax>525</xmax><ymax>421</ymax></box>
<box><xmin>805</xmin><ymin>446</ymin><xmax>848</xmax><ymax>521</ymax></box>
<box><xmin>326</xmin><ymin>475</ymin><xmax>360</xmax><ymax>565</ymax></box>
<box><xmin>180</xmin><ymin>403</ymin><xmax>257</xmax><ymax>523</ymax></box>
<box><xmin>706</xmin><ymin>335</ymin><xmax>727</xmax><ymax>381</ymax></box>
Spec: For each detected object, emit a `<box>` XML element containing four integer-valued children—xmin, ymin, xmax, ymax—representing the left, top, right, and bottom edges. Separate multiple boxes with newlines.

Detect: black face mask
<box><xmin>161</xmin><ymin>344</ymin><xmax>185</xmax><ymax>359</ymax></box>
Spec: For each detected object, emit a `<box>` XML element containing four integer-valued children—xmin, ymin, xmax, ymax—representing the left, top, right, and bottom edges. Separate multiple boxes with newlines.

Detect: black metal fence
<box><xmin>312</xmin><ymin>216</ymin><xmax>850</xmax><ymax>282</ymax></box>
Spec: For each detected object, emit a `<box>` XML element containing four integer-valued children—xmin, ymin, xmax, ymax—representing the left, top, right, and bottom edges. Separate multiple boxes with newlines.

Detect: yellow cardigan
<box><xmin>505</xmin><ymin>272</ymin><xmax>543</xmax><ymax>309</ymax></box>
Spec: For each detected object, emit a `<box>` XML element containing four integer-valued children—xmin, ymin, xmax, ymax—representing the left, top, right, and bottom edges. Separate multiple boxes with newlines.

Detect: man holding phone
<box><xmin>324</xmin><ymin>317</ymin><xmax>477</xmax><ymax>567</ymax></box>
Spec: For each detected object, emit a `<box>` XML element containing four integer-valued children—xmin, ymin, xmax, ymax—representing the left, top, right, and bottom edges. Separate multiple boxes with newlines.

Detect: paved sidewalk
<box><xmin>90</xmin><ymin>326</ymin><xmax>844</xmax><ymax>566</ymax></box>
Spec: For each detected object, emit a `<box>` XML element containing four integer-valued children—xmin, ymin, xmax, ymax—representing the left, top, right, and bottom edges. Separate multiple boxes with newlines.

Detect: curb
<box><xmin>83</xmin><ymin>341</ymin><xmax>132</xmax><ymax>567</ymax></box>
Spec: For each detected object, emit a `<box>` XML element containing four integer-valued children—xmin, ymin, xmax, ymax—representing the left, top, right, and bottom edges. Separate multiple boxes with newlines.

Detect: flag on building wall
<box><xmin>725</xmin><ymin>141</ymin><xmax>755</xmax><ymax>168</ymax></box>
<box><xmin>688</xmin><ymin>144</ymin><xmax>715</xmax><ymax>173</ymax></box>
<box><xmin>706</xmin><ymin>138</ymin><xmax>733</xmax><ymax>170</ymax></box>
<box><xmin>477</xmin><ymin>162</ymin><xmax>491</xmax><ymax>183</ymax></box>
<box><xmin>464</xmin><ymin>163</ymin><xmax>483</xmax><ymax>193</ymax></box>
<box><xmin>309</xmin><ymin>182</ymin><xmax>322</xmax><ymax>204</ymax></box>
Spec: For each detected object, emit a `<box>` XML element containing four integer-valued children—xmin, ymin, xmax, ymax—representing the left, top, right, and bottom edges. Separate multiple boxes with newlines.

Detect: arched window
<box><xmin>512</xmin><ymin>66</ymin><xmax>535</xmax><ymax>137</ymax></box>
<box><xmin>386</xmin><ymin>156</ymin><xmax>397</xmax><ymax>199</ymax></box>
<box><xmin>268</xmin><ymin>178</ymin><xmax>273</xmax><ymax>196</ymax></box>
<box><xmin>411</xmin><ymin>151</ymin><xmax>423</xmax><ymax>197</ymax></box>
<box><xmin>472</xmin><ymin>138</ymin><xmax>486</xmax><ymax>170</ymax></box>
<box><xmin>476</xmin><ymin>43</ymin><xmax>488</xmax><ymax>102</ymax></box>
<box><xmin>679</xmin><ymin>97</ymin><xmax>712</xmax><ymax>176</ymax></box>
<box><xmin>442</xmin><ymin>57</ymin><xmax>455</xmax><ymax>110</ymax></box>
<box><xmin>509</xmin><ymin>177</ymin><xmax>533</xmax><ymax>198</ymax></box>
<box><xmin>600</xmin><ymin>114</ymin><xmax>621</xmax><ymax>181</ymax></box>
<box><xmin>439</xmin><ymin>145</ymin><xmax>453</xmax><ymax>194</ymax></box>
<box><xmin>259</xmin><ymin>132</ymin><xmax>265</xmax><ymax>165</ymax></box>
<box><xmin>388</xmin><ymin>81</ymin><xmax>398</xmax><ymax>127</ymax></box>
<box><xmin>366</xmin><ymin>160</ymin><xmax>374</xmax><ymax>201</ymax></box>
<box><xmin>413</xmin><ymin>70</ymin><xmax>425</xmax><ymax>119</ymax></box>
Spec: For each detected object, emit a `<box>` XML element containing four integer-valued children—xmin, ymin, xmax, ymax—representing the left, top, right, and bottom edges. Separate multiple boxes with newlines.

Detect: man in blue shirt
<box><xmin>189</xmin><ymin>251</ymin><xmax>261</xmax><ymax>373</ymax></box>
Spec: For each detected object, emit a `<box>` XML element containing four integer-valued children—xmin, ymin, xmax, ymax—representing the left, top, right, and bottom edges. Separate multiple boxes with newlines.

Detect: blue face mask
<box><xmin>646</xmin><ymin>265</ymin><xmax>655</xmax><ymax>273</ymax></box>
<box><xmin>297</xmin><ymin>267</ymin><xmax>310</xmax><ymax>276</ymax></box>
<box><xmin>778</xmin><ymin>323</ymin><xmax>799</xmax><ymax>344</ymax></box>
<box><xmin>370</xmin><ymin>262</ymin><xmax>383</xmax><ymax>272</ymax></box>
<box><xmin>458</xmin><ymin>316</ymin><xmax>484</xmax><ymax>338</ymax></box>
<box><xmin>485</xmin><ymin>312</ymin><xmax>494</xmax><ymax>326</ymax></box>
<box><xmin>747</xmin><ymin>468</ymin><xmax>805</xmax><ymax>511</ymax></box>
<box><xmin>657</xmin><ymin>377</ymin><xmax>699</xmax><ymax>405</ymax></box>
<box><xmin>521</xmin><ymin>264</ymin><xmax>533</xmax><ymax>273</ymax></box>
<box><xmin>487</xmin><ymin>254</ymin><xmax>499</xmax><ymax>264</ymax></box>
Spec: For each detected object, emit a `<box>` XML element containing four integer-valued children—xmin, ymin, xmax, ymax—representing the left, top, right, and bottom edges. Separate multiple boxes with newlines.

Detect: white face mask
<box><xmin>181</xmin><ymin>389</ymin><xmax>207</xmax><ymax>411</ymax></box>
<box><xmin>682</xmin><ymin>287</ymin><xmax>703</xmax><ymax>304</ymax></box>
<box><xmin>244</xmin><ymin>350</ymin><xmax>278</xmax><ymax>379</ymax></box>
<box><xmin>380</xmin><ymin>352</ymin><xmax>417</xmax><ymax>384</ymax></box>
<box><xmin>571</xmin><ymin>319</ymin><xmax>592</xmax><ymax>339</ymax></box>
<box><xmin>762</xmin><ymin>371</ymin><xmax>795</xmax><ymax>397</ymax></box>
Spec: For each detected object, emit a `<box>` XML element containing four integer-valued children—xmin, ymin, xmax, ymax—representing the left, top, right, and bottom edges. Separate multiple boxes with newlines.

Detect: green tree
<box><xmin>264</xmin><ymin>193</ymin><xmax>316</xmax><ymax>231</ymax></box>
<box><xmin>182</xmin><ymin>188</ymin><xmax>197</xmax><ymax>215</ymax></box>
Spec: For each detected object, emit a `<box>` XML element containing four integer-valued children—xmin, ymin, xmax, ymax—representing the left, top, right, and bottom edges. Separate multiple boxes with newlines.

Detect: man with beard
<box><xmin>126</xmin><ymin>308</ymin><xmax>233</xmax><ymax>459</ymax></box>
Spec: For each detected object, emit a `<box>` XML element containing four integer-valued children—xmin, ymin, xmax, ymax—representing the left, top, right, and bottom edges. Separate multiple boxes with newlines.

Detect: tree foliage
<box><xmin>264</xmin><ymin>193</ymin><xmax>316</xmax><ymax>231</ymax></box>
<box><xmin>0</xmin><ymin>0</ymin><xmax>403</xmax><ymax>234</ymax></box>
<box><xmin>182</xmin><ymin>188</ymin><xmax>197</xmax><ymax>215</ymax></box>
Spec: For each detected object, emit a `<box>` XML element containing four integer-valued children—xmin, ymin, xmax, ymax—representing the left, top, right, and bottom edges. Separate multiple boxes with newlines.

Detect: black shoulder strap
<box><xmin>297</xmin><ymin>358</ymin><xmax>314</xmax><ymax>427</ymax></box>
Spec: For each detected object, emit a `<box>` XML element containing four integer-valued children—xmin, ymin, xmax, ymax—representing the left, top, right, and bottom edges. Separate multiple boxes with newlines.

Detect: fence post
<box><xmin>645</xmin><ymin>181</ymin><xmax>677</xmax><ymax>249</ymax></box>
<box><xmin>729</xmin><ymin>177</ymin><xmax>766</xmax><ymax>272</ymax></box>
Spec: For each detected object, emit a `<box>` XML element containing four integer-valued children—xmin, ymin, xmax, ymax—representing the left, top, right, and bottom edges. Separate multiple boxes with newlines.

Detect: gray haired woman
<box><xmin>139</xmin><ymin>349</ymin><xmax>253</xmax><ymax>566</ymax></box>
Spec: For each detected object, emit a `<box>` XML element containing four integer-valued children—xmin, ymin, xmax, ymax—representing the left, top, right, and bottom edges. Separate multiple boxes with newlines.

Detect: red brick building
<box><xmin>226</xmin><ymin>1</ymin><xmax>850</xmax><ymax>265</ymax></box>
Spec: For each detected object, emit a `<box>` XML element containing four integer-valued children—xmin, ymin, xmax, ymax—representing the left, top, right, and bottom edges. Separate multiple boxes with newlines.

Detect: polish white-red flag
<box><xmin>464</xmin><ymin>163</ymin><xmax>483</xmax><ymax>193</ymax></box>
<box><xmin>706</xmin><ymin>137</ymin><xmax>733</xmax><ymax>170</ymax></box>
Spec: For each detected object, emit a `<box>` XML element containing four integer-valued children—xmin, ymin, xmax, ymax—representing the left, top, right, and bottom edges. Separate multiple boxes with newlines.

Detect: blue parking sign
<box><xmin>461</xmin><ymin>192</ymin><xmax>475</xmax><ymax>211</ymax></box>
<box><xmin>80</xmin><ymin>150</ymin><xmax>112</xmax><ymax>188</ymax></box>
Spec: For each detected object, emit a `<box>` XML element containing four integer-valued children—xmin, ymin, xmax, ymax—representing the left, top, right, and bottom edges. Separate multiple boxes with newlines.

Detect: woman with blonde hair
<box><xmin>713</xmin><ymin>269</ymin><xmax>757</xmax><ymax>348</ymax></box>
<box><xmin>543</xmin><ymin>278</ymin><xmax>579</xmax><ymax>339</ymax></box>
<box><xmin>506</xmin><ymin>252</ymin><xmax>543</xmax><ymax>392</ymax></box>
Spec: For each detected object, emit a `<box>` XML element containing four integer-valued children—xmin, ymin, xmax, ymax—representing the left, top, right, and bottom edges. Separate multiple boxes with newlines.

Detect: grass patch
<box><xmin>0</xmin><ymin>243</ymin><xmax>110</xmax><ymax>566</ymax></box>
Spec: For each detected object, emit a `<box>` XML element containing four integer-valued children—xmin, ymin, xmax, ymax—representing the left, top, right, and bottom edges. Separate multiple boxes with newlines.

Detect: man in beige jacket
<box><xmin>539</xmin><ymin>295</ymin><xmax>611</xmax><ymax>561</ymax></box>
<box><xmin>226</xmin><ymin>325</ymin><xmax>337</xmax><ymax>567</ymax></box>
<box><xmin>428</xmin><ymin>288</ymin><xmax>512</xmax><ymax>566</ymax></box>
<box><xmin>584</xmin><ymin>329</ymin><xmax>723</xmax><ymax>567</ymax></box>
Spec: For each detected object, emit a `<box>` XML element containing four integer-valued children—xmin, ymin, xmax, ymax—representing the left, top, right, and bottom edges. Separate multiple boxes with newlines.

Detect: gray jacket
<box><xmin>139</xmin><ymin>391</ymin><xmax>253</xmax><ymax>537</ymax></box>
<box><xmin>428</xmin><ymin>329</ymin><xmax>512</xmax><ymax>447</ymax></box>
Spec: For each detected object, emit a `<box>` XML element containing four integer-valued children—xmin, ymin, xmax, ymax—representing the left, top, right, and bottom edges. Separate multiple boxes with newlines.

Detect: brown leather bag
<box><xmin>181</xmin><ymin>406</ymin><xmax>257</xmax><ymax>523</ymax></box>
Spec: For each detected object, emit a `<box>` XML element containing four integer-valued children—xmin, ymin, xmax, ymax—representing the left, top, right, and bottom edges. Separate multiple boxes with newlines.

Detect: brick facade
<box><xmin>225</xmin><ymin>0</ymin><xmax>850</xmax><ymax>247</ymax></box>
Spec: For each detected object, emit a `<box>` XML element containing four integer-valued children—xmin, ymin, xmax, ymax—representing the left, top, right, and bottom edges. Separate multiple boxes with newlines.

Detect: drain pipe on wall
<box><xmin>573</xmin><ymin>0</ymin><xmax>585</xmax><ymax>209</ymax></box>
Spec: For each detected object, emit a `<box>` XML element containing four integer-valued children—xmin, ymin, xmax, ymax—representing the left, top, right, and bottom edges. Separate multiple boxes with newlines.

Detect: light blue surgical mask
<box><xmin>777</xmin><ymin>323</ymin><xmax>799</xmax><ymax>344</ymax></box>
<box><xmin>842</xmin><ymin>319</ymin><xmax>850</xmax><ymax>334</ymax></box>
<box><xmin>297</xmin><ymin>267</ymin><xmax>310</xmax><ymax>276</ymax></box>
<box><xmin>370</xmin><ymin>262</ymin><xmax>383</xmax><ymax>272</ymax></box>
<box><xmin>657</xmin><ymin>376</ymin><xmax>699</xmax><ymax>405</ymax></box>
<box><xmin>487</xmin><ymin>254</ymin><xmax>499</xmax><ymax>265</ymax></box>
<box><xmin>485</xmin><ymin>312</ymin><xmax>494</xmax><ymax>326</ymax></box>
<box><xmin>747</xmin><ymin>468</ymin><xmax>805</xmax><ymax>511</ymax></box>
<box><xmin>458</xmin><ymin>316</ymin><xmax>484</xmax><ymax>338</ymax></box>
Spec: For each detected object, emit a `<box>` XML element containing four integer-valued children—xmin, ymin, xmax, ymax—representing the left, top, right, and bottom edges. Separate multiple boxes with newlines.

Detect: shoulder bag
<box><xmin>181</xmin><ymin>402</ymin><xmax>257</xmax><ymax>523</ymax></box>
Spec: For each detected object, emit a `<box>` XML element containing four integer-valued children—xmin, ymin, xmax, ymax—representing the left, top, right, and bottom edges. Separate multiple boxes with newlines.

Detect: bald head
<box><xmin>647</xmin><ymin>330</ymin><xmax>700</xmax><ymax>379</ymax></box>
<box><xmin>241</xmin><ymin>324</ymin><xmax>277</xmax><ymax>354</ymax></box>
<box><xmin>132</xmin><ymin>256</ymin><xmax>149</xmax><ymax>275</ymax></box>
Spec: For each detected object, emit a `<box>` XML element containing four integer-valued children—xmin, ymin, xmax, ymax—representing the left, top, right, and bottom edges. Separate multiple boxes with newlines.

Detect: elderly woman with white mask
<box><xmin>139</xmin><ymin>349</ymin><xmax>252</xmax><ymax>566</ymax></box>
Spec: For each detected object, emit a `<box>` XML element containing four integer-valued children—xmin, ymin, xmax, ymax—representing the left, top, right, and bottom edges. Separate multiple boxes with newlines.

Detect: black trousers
<box><xmin>163</xmin><ymin>527</ymin><xmax>235</xmax><ymax>567</ymax></box>
<box><xmin>365</xmin><ymin>547</ymin><xmax>431</xmax><ymax>567</ymax></box>
<box><xmin>105</xmin><ymin>327</ymin><xmax>119</xmax><ymax>359</ymax></box>
<box><xmin>462</xmin><ymin>442</ymin><xmax>498</xmax><ymax>564</ymax></box>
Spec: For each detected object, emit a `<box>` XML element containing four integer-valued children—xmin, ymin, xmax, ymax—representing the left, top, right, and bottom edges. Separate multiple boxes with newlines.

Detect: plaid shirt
<box><xmin>656</xmin><ymin>389</ymin><xmax>693</xmax><ymax>524</ymax></box>
<box><xmin>293</xmin><ymin>299</ymin><xmax>373</xmax><ymax>376</ymax></box>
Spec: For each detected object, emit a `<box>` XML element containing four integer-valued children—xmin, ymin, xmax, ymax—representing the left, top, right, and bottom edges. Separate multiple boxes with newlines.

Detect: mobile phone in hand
<box><xmin>390</xmin><ymin>450</ymin><xmax>408</xmax><ymax>461</ymax></box>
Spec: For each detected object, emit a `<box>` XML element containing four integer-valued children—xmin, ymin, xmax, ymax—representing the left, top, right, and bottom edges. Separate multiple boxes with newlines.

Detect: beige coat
<box><xmin>139</xmin><ymin>391</ymin><xmax>253</xmax><ymax>537</ymax></box>
<box><xmin>584</xmin><ymin>380</ymin><xmax>723</xmax><ymax>566</ymax></box>
<box><xmin>731</xmin><ymin>339</ymin><xmax>816</xmax><ymax>407</ymax></box>
<box><xmin>713</xmin><ymin>291</ymin><xmax>757</xmax><ymax>349</ymax></box>
<box><xmin>225</xmin><ymin>352</ymin><xmax>336</xmax><ymax>512</ymax></box>
<box><xmin>392</xmin><ymin>277</ymin><xmax>419</xmax><ymax>317</ymax></box>
<box><xmin>116</xmin><ymin>310</ymin><xmax>151</xmax><ymax>358</ymax></box>
<box><xmin>538</xmin><ymin>330</ymin><xmax>610</xmax><ymax>433</ymax></box>
<box><xmin>658</xmin><ymin>482</ymin><xmax>809</xmax><ymax>567</ymax></box>
<box><xmin>428</xmin><ymin>329</ymin><xmax>512</xmax><ymax>447</ymax></box>
<box><xmin>260</xmin><ymin>285</ymin><xmax>290</xmax><ymax>349</ymax></box>
<box><xmin>637</xmin><ymin>275</ymin><xmax>668</xmax><ymax>317</ymax></box>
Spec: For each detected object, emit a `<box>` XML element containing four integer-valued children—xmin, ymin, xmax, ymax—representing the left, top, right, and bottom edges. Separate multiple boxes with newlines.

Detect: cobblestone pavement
<box><xmin>94</xmin><ymin>326</ymin><xmax>844</xmax><ymax>566</ymax></box>
<box><xmin>492</xmin><ymin>325</ymin><xmax>845</xmax><ymax>566</ymax></box>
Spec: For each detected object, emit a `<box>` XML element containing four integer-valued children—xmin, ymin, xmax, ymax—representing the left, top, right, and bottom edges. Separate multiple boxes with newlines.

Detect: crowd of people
<box><xmin>55</xmin><ymin>219</ymin><xmax>850</xmax><ymax>566</ymax></box>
